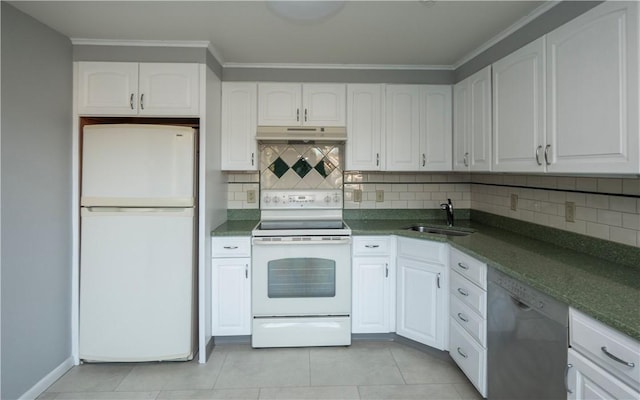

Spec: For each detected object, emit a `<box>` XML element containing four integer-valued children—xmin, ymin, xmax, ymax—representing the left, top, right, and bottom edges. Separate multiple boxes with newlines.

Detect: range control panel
<box><xmin>261</xmin><ymin>190</ymin><xmax>343</xmax><ymax>209</ymax></box>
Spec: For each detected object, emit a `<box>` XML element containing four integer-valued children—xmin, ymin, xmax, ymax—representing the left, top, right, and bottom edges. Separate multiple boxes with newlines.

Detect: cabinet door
<box><xmin>138</xmin><ymin>63</ymin><xmax>200</xmax><ymax>116</ymax></box>
<box><xmin>396</xmin><ymin>257</ymin><xmax>446</xmax><ymax>350</ymax></box>
<box><xmin>568</xmin><ymin>349</ymin><xmax>640</xmax><ymax>400</ymax></box>
<box><xmin>385</xmin><ymin>85</ymin><xmax>421</xmax><ymax>171</ymax></box>
<box><xmin>420</xmin><ymin>85</ymin><xmax>452</xmax><ymax>171</ymax></box>
<box><xmin>493</xmin><ymin>38</ymin><xmax>546</xmax><ymax>172</ymax></box>
<box><xmin>221</xmin><ymin>82</ymin><xmax>258</xmax><ymax>170</ymax></box>
<box><xmin>77</xmin><ymin>62</ymin><xmax>138</xmax><ymax>115</ymax></box>
<box><xmin>453</xmin><ymin>81</ymin><xmax>470</xmax><ymax>171</ymax></box>
<box><xmin>258</xmin><ymin>83</ymin><xmax>301</xmax><ymax>126</ymax></box>
<box><xmin>303</xmin><ymin>84</ymin><xmax>346</xmax><ymax>126</ymax></box>
<box><xmin>546</xmin><ymin>1</ymin><xmax>639</xmax><ymax>174</ymax></box>
<box><xmin>212</xmin><ymin>258</ymin><xmax>251</xmax><ymax>336</ymax></box>
<box><xmin>352</xmin><ymin>256</ymin><xmax>392</xmax><ymax>333</ymax></box>
<box><xmin>468</xmin><ymin>66</ymin><xmax>492</xmax><ymax>171</ymax></box>
<box><xmin>346</xmin><ymin>84</ymin><xmax>384</xmax><ymax>170</ymax></box>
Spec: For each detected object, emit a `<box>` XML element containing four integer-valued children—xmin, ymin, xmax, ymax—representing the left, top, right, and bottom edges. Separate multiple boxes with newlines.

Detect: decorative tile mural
<box><xmin>259</xmin><ymin>143</ymin><xmax>343</xmax><ymax>190</ymax></box>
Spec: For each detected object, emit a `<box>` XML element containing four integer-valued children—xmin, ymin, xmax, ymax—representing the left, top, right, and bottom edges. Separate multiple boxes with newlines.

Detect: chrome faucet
<box><xmin>440</xmin><ymin>199</ymin><xmax>454</xmax><ymax>227</ymax></box>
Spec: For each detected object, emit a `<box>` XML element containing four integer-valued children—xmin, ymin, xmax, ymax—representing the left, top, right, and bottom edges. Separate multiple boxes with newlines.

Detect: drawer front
<box><xmin>450</xmin><ymin>294</ymin><xmax>486</xmax><ymax>347</ymax></box>
<box><xmin>397</xmin><ymin>236</ymin><xmax>447</xmax><ymax>265</ymax></box>
<box><xmin>450</xmin><ymin>247</ymin><xmax>487</xmax><ymax>289</ymax></box>
<box><xmin>570</xmin><ymin>309</ymin><xmax>640</xmax><ymax>388</ymax></box>
<box><xmin>450</xmin><ymin>270</ymin><xmax>486</xmax><ymax>318</ymax></box>
<box><xmin>352</xmin><ymin>236</ymin><xmax>392</xmax><ymax>256</ymax></box>
<box><xmin>450</xmin><ymin>317</ymin><xmax>487</xmax><ymax>397</ymax></box>
<box><xmin>212</xmin><ymin>237</ymin><xmax>251</xmax><ymax>258</ymax></box>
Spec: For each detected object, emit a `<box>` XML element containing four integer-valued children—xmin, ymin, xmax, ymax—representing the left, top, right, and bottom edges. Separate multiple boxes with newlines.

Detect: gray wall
<box><xmin>1</xmin><ymin>3</ymin><xmax>73</xmax><ymax>399</ymax></box>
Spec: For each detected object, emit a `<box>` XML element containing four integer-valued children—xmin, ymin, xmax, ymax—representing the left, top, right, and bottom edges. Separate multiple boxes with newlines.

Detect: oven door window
<box><xmin>267</xmin><ymin>258</ymin><xmax>336</xmax><ymax>298</ymax></box>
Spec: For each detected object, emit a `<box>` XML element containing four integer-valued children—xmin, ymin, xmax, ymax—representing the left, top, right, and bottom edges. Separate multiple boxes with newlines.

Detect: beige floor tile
<box><xmin>214</xmin><ymin>348</ymin><xmax>311</xmax><ymax>389</ymax></box>
<box><xmin>36</xmin><ymin>392</ymin><xmax>59</xmax><ymax>400</ymax></box>
<box><xmin>52</xmin><ymin>391</ymin><xmax>159</xmax><ymax>399</ymax></box>
<box><xmin>46</xmin><ymin>364</ymin><xmax>135</xmax><ymax>393</ymax></box>
<box><xmin>116</xmin><ymin>358</ymin><xmax>223</xmax><ymax>391</ymax></box>
<box><xmin>453</xmin><ymin>382</ymin><xmax>483</xmax><ymax>400</ymax></box>
<box><xmin>358</xmin><ymin>383</ymin><xmax>461</xmax><ymax>399</ymax></box>
<box><xmin>390</xmin><ymin>345</ymin><xmax>467</xmax><ymax>384</ymax></box>
<box><xmin>157</xmin><ymin>388</ymin><xmax>260</xmax><ymax>399</ymax></box>
<box><xmin>258</xmin><ymin>385</ymin><xmax>360</xmax><ymax>399</ymax></box>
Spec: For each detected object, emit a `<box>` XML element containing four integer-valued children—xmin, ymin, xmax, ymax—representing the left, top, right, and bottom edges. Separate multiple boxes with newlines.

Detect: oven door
<box><xmin>252</xmin><ymin>236</ymin><xmax>351</xmax><ymax>316</ymax></box>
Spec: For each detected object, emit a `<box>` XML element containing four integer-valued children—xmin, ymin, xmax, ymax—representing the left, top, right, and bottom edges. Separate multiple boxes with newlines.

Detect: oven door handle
<box><xmin>252</xmin><ymin>237</ymin><xmax>352</xmax><ymax>245</ymax></box>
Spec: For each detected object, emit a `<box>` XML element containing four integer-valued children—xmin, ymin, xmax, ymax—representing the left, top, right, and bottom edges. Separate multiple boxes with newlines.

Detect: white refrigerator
<box><xmin>80</xmin><ymin>124</ymin><xmax>196</xmax><ymax>362</ymax></box>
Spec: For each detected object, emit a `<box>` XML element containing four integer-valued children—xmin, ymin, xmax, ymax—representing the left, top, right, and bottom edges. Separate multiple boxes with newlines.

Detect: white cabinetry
<box><xmin>396</xmin><ymin>237</ymin><xmax>448</xmax><ymax>350</ymax></box>
<box><xmin>567</xmin><ymin>308</ymin><xmax>640</xmax><ymax>399</ymax></box>
<box><xmin>546</xmin><ymin>1</ymin><xmax>639</xmax><ymax>174</ymax></box>
<box><xmin>492</xmin><ymin>37</ymin><xmax>546</xmax><ymax>172</ymax></box>
<box><xmin>453</xmin><ymin>66</ymin><xmax>492</xmax><ymax>171</ymax></box>
<box><xmin>211</xmin><ymin>237</ymin><xmax>251</xmax><ymax>336</ymax></box>
<box><xmin>221</xmin><ymin>82</ymin><xmax>258</xmax><ymax>170</ymax></box>
<box><xmin>258</xmin><ymin>83</ymin><xmax>346</xmax><ymax>126</ymax></box>
<box><xmin>77</xmin><ymin>62</ymin><xmax>200</xmax><ymax>116</ymax></box>
<box><xmin>351</xmin><ymin>236</ymin><xmax>395</xmax><ymax>333</ymax></box>
<box><xmin>448</xmin><ymin>247</ymin><xmax>487</xmax><ymax>397</ymax></box>
<box><xmin>386</xmin><ymin>85</ymin><xmax>452</xmax><ymax>171</ymax></box>
<box><xmin>346</xmin><ymin>84</ymin><xmax>384</xmax><ymax>170</ymax></box>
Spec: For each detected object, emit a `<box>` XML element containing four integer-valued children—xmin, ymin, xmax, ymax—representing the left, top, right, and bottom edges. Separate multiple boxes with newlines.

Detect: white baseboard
<box><xmin>19</xmin><ymin>356</ymin><xmax>74</xmax><ymax>400</ymax></box>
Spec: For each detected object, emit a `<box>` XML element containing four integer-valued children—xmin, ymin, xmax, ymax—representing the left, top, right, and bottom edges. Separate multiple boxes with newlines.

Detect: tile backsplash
<box><xmin>225</xmin><ymin>170</ymin><xmax>640</xmax><ymax>247</ymax></box>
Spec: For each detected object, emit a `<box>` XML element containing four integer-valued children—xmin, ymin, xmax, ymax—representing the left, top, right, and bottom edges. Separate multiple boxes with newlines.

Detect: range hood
<box><xmin>256</xmin><ymin>126</ymin><xmax>347</xmax><ymax>142</ymax></box>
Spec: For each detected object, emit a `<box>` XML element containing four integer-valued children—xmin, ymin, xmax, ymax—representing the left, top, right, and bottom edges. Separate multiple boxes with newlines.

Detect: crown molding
<box><xmin>223</xmin><ymin>62</ymin><xmax>454</xmax><ymax>71</ymax></box>
<box><xmin>70</xmin><ymin>38</ymin><xmax>209</xmax><ymax>48</ymax></box>
<box><xmin>452</xmin><ymin>1</ymin><xmax>559</xmax><ymax>70</ymax></box>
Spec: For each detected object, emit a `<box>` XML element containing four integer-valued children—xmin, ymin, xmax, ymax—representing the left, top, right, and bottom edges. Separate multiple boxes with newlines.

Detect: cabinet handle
<box><xmin>251</xmin><ymin>152</ymin><xmax>255</xmax><ymax>166</ymax></box>
<box><xmin>422</xmin><ymin>154</ymin><xmax>426</xmax><ymax>167</ymax></box>
<box><xmin>245</xmin><ymin>264</ymin><xmax>249</xmax><ymax>279</ymax></box>
<box><xmin>296</xmin><ymin>108</ymin><xmax>300</xmax><ymax>122</ymax></box>
<box><xmin>565</xmin><ymin>363</ymin><xmax>573</xmax><ymax>394</ymax></box>
<box><xmin>457</xmin><ymin>262</ymin><xmax>469</xmax><ymax>270</ymax></box>
<box><xmin>130</xmin><ymin>93</ymin><xmax>135</xmax><ymax>110</ymax></box>
<box><xmin>601</xmin><ymin>346</ymin><xmax>635</xmax><ymax>368</ymax></box>
<box><xmin>140</xmin><ymin>93</ymin><xmax>145</xmax><ymax>110</ymax></box>
<box><xmin>457</xmin><ymin>347</ymin><xmax>468</xmax><ymax>359</ymax></box>
<box><xmin>457</xmin><ymin>313</ymin><xmax>469</xmax><ymax>323</ymax></box>
<box><xmin>463</xmin><ymin>152</ymin><xmax>469</xmax><ymax>167</ymax></box>
<box><xmin>457</xmin><ymin>288</ymin><xmax>469</xmax><ymax>296</ymax></box>
<box><xmin>364</xmin><ymin>244</ymin><xmax>380</xmax><ymax>248</ymax></box>
<box><xmin>535</xmin><ymin>145</ymin><xmax>543</xmax><ymax>166</ymax></box>
<box><xmin>437</xmin><ymin>273</ymin><xmax>441</xmax><ymax>289</ymax></box>
<box><xmin>304</xmin><ymin>108</ymin><xmax>308</xmax><ymax>122</ymax></box>
<box><xmin>385</xmin><ymin>263</ymin><xmax>389</xmax><ymax>278</ymax></box>
<box><xmin>376</xmin><ymin>153</ymin><xmax>380</xmax><ymax>167</ymax></box>
<box><xmin>544</xmin><ymin>144</ymin><xmax>551</xmax><ymax>166</ymax></box>
<box><xmin>223</xmin><ymin>246</ymin><xmax>238</xmax><ymax>250</ymax></box>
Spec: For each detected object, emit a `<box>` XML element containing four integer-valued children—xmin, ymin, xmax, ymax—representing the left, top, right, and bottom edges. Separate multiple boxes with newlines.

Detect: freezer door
<box><xmin>81</xmin><ymin>124</ymin><xmax>195</xmax><ymax>207</ymax></box>
<box><xmin>79</xmin><ymin>207</ymin><xmax>194</xmax><ymax>362</ymax></box>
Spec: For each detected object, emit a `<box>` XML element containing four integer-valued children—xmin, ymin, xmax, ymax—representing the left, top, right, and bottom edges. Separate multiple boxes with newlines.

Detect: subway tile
<box><xmin>566</xmin><ymin>192</ymin><xmax>587</xmax><ymax>206</ymax></box>
<box><xmin>586</xmin><ymin>222</ymin><xmax>610</xmax><ymax>240</ymax></box>
<box><xmin>548</xmin><ymin>191</ymin><xmax>566</xmax><ymax>204</ymax></box>
<box><xmin>399</xmin><ymin>192</ymin><xmax>416</xmax><ymax>201</ymax></box>
<box><xmin>585</xmin><ymin>194</ymin><xmax>609</xmax><ymax>209</ymax></box>
<box><xmin>575</xmin><ymin>206</ymin><xmax>598</xmax><ymax>223</ymax></box>
<box><xmin>597</xmin><ymin>178</ymin><xmax>623</xmax><ymax>194</ymax></box>
<box><xmin>392</xmin><ymin>184</ymin><xmax>408</xmax><ymax>192</ymax></box>
<box><xmin>622</xmin><ymin>213</ymin><xmax>640</xmax><ymax>230</ymax></box>
<box><xmin>556</xmin><ymin>177</ymin><xmax>576</xmax><ymax>190</ymax></box>
<box><xmin>610</xmin><ymin>197</ymin><xmax>637</xmax><ymax>213</ymax></box>
<box><xmin>610</xmin><ymin>227</ymin><xmax>637</xmax><ymax>247</ymax></box>
<box><xmin>576</xmin><ymin>177</ymin><xmax>598</xmax><ymax>192</ymax></box>
<box><xmin>565</xmin><ymin>220</ymin><xmax>587</xmax><ymax>235</ymax></box>
<box><xmin>622</xmin><ymin>178</ymin><xmax>640</xmax><ymax>195</ymax></box>
<box><xmin>548</xmin><ymin>215</ymin><xmax>566</xmax><ymax>230</ymax></box>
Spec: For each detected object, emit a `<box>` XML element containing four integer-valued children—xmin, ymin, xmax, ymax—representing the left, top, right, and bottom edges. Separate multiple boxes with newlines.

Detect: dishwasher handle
<box><xmin>510</xmin><ymin>295</ymin><xmax>532</xmax><ymax>311</ymax></box>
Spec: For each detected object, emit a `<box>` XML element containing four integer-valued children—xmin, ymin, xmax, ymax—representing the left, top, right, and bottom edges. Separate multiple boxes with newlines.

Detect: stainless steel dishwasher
<box><xmin>487</xmin><ymin>267</ymin><xmax>569</xmax><ymax>399</ymax></box>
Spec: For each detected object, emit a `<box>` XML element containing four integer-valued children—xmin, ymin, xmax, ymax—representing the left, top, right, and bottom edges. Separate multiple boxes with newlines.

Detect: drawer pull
<box><xmin>365</xmin><ymin>244</ymin><xmax>380</xmax><ymax>248</ymax></box>
<box><xmin>601</xmin><ymin>346</ymin><xmax>635</xmax><ymax>368</ymax></box>
<box><xmin>457</xmin><ymin>347</ymin><xmax>468</xmax><ymax>359</ymax></box>
<box><xmin>223</xmin><ymin>246</ymin><xmax>239</xmax><ymax>250</ymax></box>
<box><xmin>565</xmin><ymin>363</ymin><xmax>573</xmax><ymax>394</ymax></box>
<box><xmin>457</xmin><ymin>288</ymin><xmax>469</xmax><ymax>296</ymax></box>
<box><xmin>457</xmin><ymin>262</ymin><xmax>469</xmax><ymax>270</ymax></box>
<box><xmin>457</xmin><ymin>313</ymin><xmax>469</xmax><ymax>323</ymax></box>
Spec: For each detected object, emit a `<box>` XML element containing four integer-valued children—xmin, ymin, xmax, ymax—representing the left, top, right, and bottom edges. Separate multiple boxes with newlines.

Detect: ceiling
<box><xmin>10</xmin><ymin>1</ymin><xmax>550</xmax><ymax>68</ymax></box>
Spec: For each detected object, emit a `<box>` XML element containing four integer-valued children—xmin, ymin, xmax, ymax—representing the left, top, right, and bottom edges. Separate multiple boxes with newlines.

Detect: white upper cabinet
<box><xmin>221</xmin><ymin>82</ymin><xmax>258</xmax><ymax>170</ymax></box>
<box><xmin>77</xmin><ymin>62</ymin><xmax>200</xmax><ymax>117</ymax></box>
<box><xmin>258</xmin><ymin>83</ymin><xmax>346</xmax><ymax>126</ymax></box>
<box><xmin>545</xmin><ymin>1</ymin><xmax>639</xmax><ymax>174</ymax></box>
<box><xmin>453</xmin><ymin>66</ymin><xmax>492</xmax><ymax>171</ymax></box>
<box><xmin>346</xmin><ymin>84</ymin><xmax>384</xmax><ymax>170</ymax></box>
<box><xmin>386</xmin><ymin>85</ymin><xmax>452</xmax><ymax>171</ymax></box>
<box><xmin>492</xmin><ymin>37</ymin><xmax>546</xmax><ymax>172</ymax></box>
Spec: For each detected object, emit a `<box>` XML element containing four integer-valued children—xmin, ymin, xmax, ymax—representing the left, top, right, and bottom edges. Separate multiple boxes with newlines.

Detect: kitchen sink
<box><xmin>404</xmin><ymin>225</ymin><xmax>473</xmax><ymax>236</ymax></box>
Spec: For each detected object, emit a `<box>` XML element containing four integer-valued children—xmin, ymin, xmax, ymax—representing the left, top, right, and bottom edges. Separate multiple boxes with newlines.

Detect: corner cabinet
<box><xmin>77</xmin><ymin>62</ymin><xmax>200</xmax><ymax>116</ymax></box>
<box><xmin>346</xmin><ymin>84</ymin><xmax>384</xmax><ymax>171</ymax></box>
<box><xmin>385</xmin><ymin>85</ymin><xmax>452</xmax><ymax>171</ymax></box>
<box><xmin>453</xmin><ymin>65</ymin><xmax>492</xmax><ymax>171</ymax></box>
<box><xmin>211</xmin><ymin>237</ymin><xmax>251</xmax><ymax>336</ymax></box>
<box><xmin>257</xmin><ymin>83</ymin><xmax>346</xmax><ymax>127</ymax></box>
<box><xmin>351</xmin><ymin>236</ymin><xmax>395</xmax><ymax>333</ymax></box>
<box><xmin>545</xmin><ymin>1</ymin><xmax>639</xmax><ymax>174</ymax></box>
<box><xmin>221</xmin><ymin>82</ymin><xmax>258</xmax><ymax>170</ymax></box>
<box><xmin>395</xmin><ymin>237</ymin><xmax>448</xmax><ymax>350</ymax></box>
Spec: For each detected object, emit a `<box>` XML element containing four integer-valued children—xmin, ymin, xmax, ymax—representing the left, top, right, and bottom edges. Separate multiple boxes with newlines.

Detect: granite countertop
<box><xmin>212</xmin><ymin>217</ymin><xmax>640</xmax><ymax>341</ymax></box>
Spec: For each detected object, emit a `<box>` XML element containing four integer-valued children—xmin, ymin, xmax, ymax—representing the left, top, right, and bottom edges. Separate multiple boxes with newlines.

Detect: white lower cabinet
<box><xmin>395</xmin><ymin>237</ymin><xmax>448</xmax><ymax>350</ymax></box>
<box><xmin>568</xmin><ymin>308</ymin><xmax>640</xmax><ymax>399</ymax></box>
<box><xmin>352</xmin><ymin>236</ymin><xmax>395</xmax><ymax>333</ymax></box>
<box><xmin>211</xmin><ymin>237</ymin><xmax>251</xmax><ymax>336</ymax></box>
